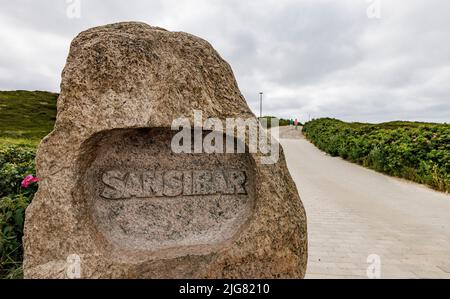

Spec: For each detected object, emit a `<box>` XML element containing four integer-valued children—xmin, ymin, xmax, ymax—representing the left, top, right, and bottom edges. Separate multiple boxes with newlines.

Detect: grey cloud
<box><xmin>0</xmin><ymin>0</ymin><xmax>449</xmax><ymax>123</ymax></box>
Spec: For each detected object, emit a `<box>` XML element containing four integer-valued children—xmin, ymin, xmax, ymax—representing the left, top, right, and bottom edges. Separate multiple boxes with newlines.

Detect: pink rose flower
<box><xmin>21</xmin><ymin>174</ymin><xmax>40</xmax><ymax>188</ymax></box>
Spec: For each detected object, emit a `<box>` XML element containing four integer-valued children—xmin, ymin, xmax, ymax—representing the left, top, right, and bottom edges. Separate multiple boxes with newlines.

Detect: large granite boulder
<box><xmin>23</xmin><ymin>22</ymin><xmax>307</xmax><ymax>278</ymax></box>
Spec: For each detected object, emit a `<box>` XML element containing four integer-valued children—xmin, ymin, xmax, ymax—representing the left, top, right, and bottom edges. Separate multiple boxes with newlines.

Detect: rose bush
<box><xmin>0</xmin><ymin>145</ymin><xmax>37</xmax><ymax>279</ymax></box>
<box><xmin>303</xmin><ymin>118</ymin><xmax>450</xmax><ymax>193</ymax></box>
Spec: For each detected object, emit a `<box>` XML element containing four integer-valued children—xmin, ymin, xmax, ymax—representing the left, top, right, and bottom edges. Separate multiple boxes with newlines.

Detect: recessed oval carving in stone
<box><xmin>80</xmin><ymin>128</ymin><xmax>255</xmax><ymax>256</ymax></box>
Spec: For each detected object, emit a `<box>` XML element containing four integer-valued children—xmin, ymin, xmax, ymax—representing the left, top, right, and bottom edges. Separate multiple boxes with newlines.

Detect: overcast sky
<box><xmin>0</xmin><ymin>0</ymin><xmax>449</xmax><ymax>123</ymax></box>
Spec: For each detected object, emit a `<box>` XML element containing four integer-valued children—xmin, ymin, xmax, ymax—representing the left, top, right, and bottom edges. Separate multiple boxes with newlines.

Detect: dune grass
<box><xmin>0</xmin><ymin>90</ymin><xmax>57</xmax><ymax>145</ymax></box>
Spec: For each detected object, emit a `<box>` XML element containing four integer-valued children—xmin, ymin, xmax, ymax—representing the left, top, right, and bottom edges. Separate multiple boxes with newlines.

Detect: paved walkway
<box><xmin>276</xmin><ymin>126</ymin><xmax>450</xmax><ymax>279</ymax></box>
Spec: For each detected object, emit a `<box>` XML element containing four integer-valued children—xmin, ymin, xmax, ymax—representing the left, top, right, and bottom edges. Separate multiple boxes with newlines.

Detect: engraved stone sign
<box><xmin>79</xmin><ymin>129</ymin><xmax>255</xmax><ymax>256</ymax></box>
<box><xmin>23</xmin><ymin>22</ymin><xmax>307</xmax><ymax>278</ymax></box>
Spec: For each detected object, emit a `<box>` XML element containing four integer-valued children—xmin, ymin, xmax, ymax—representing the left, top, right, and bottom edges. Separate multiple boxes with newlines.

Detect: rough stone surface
<box><xmin>23</xmin><ymin>22</ymin><xmax>307</xmax><ymax>278</ymax></box>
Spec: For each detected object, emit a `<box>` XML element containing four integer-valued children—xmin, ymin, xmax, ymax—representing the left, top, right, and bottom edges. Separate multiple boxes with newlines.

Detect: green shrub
<box><xmin>0</xmin><ymin>145</ymin><xmax>37</xmax><ymax>279</ymax></box>
<box><xmin>259</xmin><ymin>116</ymin><xmax>291</xmax><ymax>129</ymax></box>
<box><xmin>303</xmin><ymin>118</ymin><xmax>450</xmax><ymax>193</ymax></box>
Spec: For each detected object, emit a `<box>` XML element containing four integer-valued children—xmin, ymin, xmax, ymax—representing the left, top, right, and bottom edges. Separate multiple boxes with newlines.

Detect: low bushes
<box><xmin>0</xmin><ymin>145</ymin><xmax>37</xmax><ymax>279</ymax></box>
<box><xmin>303</xmin><ymin>118</ymin><xmax>450</xmax><ymax>193</ymax></box>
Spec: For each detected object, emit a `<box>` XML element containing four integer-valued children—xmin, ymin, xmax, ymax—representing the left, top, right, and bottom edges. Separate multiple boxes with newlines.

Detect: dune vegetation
<box><xmin>303</xmin><ymin>118</ymin><xmax>450</xmax><ymax>193</ymax></box>
<box><xmin>0</xmin><ymin>91</ymin><xmax>57</xmax><ymax>278</ymax></box>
